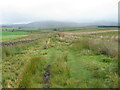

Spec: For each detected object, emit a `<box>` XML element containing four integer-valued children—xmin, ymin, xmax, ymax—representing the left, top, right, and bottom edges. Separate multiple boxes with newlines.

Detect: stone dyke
<box><xmin>0</xmin><ymin>37</ymin><xmax>41</xmax><ymax>47</ymax></box>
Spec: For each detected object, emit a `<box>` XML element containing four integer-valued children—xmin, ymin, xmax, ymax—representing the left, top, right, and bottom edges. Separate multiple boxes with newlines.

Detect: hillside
<box><xmin>2</xmin><ymin>21</ymin><xmax>117</xmax><ymax>28</ymax></box>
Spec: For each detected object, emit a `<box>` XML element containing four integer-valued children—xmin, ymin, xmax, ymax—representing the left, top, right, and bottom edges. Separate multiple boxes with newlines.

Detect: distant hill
<box><xmin>2</xmin><ymin>21</ymin><xmax>81</xmax><ymax>28</ymax></box>
<box><xmin>27</xmin><ymin>21</ymin><xmax>81</xmax><ymax>28</ymax></box>
<box><xmin>1</xmin><ymin>21</ymin><xmax>117</xmax><ymax>28</ymax></box>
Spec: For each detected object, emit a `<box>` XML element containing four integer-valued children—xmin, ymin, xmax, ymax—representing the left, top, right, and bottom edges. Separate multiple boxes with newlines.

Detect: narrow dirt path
<box><xmin>43</xmin><ymin>65</ymin><xmax>51</xmax><ymax>88</ymax></box>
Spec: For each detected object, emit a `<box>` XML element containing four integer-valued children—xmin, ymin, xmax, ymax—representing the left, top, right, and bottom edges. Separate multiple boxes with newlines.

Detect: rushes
<box><xmin>72</xmin><ymin>38</ymin><xmax>118</xmax><ymax>58</ymax></box>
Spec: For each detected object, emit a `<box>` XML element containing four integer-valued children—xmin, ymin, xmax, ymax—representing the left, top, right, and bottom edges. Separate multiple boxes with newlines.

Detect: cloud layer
<box><xmin>0</xmin><ymin>0</ymin><xmax>118</xmax><ymax>24</ymax></box>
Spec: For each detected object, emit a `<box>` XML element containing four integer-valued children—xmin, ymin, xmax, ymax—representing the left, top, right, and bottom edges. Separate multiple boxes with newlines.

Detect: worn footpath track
<box><xmin>43</xmin><ymin>65</ymin><xmax>51</xmax><ymax>88</ymax></box>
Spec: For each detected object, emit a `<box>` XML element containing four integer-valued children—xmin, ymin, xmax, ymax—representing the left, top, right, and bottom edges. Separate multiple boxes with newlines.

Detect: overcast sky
<box><xmin>0</xmin><ymin>0</ymin><xmax>119</xmax><ymax>24</ymax></box>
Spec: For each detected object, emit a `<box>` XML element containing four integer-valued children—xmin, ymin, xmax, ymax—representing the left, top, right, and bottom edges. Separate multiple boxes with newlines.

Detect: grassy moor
<box><xmin>1</xmin><ymin>27</ymin><xmax>119</xmax><ymax>88</ymax></box>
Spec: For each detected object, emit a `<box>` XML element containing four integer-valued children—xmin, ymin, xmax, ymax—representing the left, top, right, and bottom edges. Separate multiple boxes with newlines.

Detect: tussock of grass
<box><xmin>19</xmin><ymin>56</ymin><xmax>46</xmax><ymax>88</ymax></box>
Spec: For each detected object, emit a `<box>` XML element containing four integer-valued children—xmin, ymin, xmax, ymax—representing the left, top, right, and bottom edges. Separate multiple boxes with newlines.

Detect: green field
<box><xmin>0</xmin><ymin>31</ymin><xmax>29</xmax><ymax>41</ymax></box>
<box><xmin>1</xmin><ymin>35</ymin><xmax>28</xmax><ymax>41</ymax></box>
<box><xmin>1</xmin><ymin>31</ymin><xmax>29</xmax><ymax>36</ymax></box>
<box><xmin>0</xmin><ymin>27</ymin><xmax>38</xmax><ymax>31</ymax></box>
<box><xmin>1</xmin><ymin>28</ymin><xmax>119</xmax><ymax>88</ymax></box>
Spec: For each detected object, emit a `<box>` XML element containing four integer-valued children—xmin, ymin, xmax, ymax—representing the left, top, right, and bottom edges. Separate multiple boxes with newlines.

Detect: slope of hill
<box><xmin>1</xmin><ymin>21</ymin><xmax>117</xmax><ymax>28</ymax></box>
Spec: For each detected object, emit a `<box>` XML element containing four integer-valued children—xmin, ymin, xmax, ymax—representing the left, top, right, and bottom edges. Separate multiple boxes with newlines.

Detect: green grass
<box><xmin>1</xmin><ymin>27</ymin><xmax>38</xmax><ymax>31</ymax></box>
<box><xmin>1</xmin><ymin>27</ymin><xmax>53</xmax><ymax>33</ymax></box>
<box><xmin>19</xmin><ymin>56</ymin><xmax>46</xmax><ymax>88</ymax></box>
<box><xmin>1</xmin><ymin>35</ymin><xmax>28</xmax><ymax>41</ymax></box>
<box><xmin>1</xmin><ymin>31</ymin><xmax>29</xmax><ymax>36</ymax></box>
<box><xmin>1</xmin><ymin>27</ymin><xmax>118</xmax><ymax>33</ymax></box>
<box><xmin>67</xmin><ymin>49</ymin><xmax>118</xmax><ymax>88</ymax></box>
<box><xmin>2</xmin><ymin>40</ymin><xmax>41</xmax><ymax>58</ymax></box>
<box><xmin>39</xmin><ymin>30</ymin><xmax>53</xmax><ymax>33</ymax></box>
<box><xmin>2</xmin><ymin>30</ymin><xmax>119</xmax><ymax>88</ymax></box>
<box><xmin>0</xmin><ymin>31</ymin><xmax>29</xmax><ymax>41</ymax></box>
